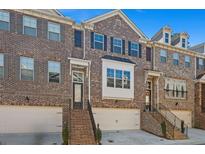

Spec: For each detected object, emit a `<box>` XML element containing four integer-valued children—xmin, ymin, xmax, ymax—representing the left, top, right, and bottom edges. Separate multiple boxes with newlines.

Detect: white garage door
<box><xmin>0</xmin><ymin>106</ymin><xmax>62</xmax><ymax>133</ymax></box>
<box><xmin>92</xmin><ymin>108</ymin><xmax>140</xmax><ymax>130</ymax></box>
<box><xmin>171</xmin><ymin>110</ymin><xmax>192</xmax><ymax>128</ymax></box>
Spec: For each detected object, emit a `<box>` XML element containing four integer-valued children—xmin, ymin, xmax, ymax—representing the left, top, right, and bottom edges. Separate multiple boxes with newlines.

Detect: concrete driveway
<box><xmin>102</xmin><ymin>128</ymin><xmax>205</xmax><ymax>145</ymax></box>
<box><xmin>0</xmin><ymin>132</ymin><xmax>62</xmax><ymax>145</ymax></box>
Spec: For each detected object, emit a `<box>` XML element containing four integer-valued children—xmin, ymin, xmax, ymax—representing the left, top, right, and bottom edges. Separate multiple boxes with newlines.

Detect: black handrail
<box><xmin>158</xmin><ymin>103</ymin><xmax>188</xmax><ymax>137</ymax></box>
<box><xmin>87</xmin><ymin>100</ymin><xmax>97</xmax><ymax>142</ymax></box>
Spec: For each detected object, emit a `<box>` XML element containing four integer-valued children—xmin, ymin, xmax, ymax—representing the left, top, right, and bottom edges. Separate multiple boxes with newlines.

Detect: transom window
<box><xmin>73</xmin><ymin>72</ymin><xmax>84</xmax><ymax>83</ymax></box>
<box><xmin>182</xmin><ymin>38</ymin><xmax>186</xmax><ymax>48</ymax></box>
<box><xmin>48</xmin><ymin>61</ymin><xmax>60</xmax><ymax>83</ymax></box>
<box><xmin>48</xmin><ymin>22</ymin><xmax>60</xmax><ymax>41</ymax></box>
<box><xmin>113</xmin><ymin>38</ymin><xmax>122</xmax><ymax>54</ymax></box>
<box><xmin>185</xmin><ymin>55</ymin><xmax>191</xmax><ymax>67</ymax></box>
<box><xmin>130</xmin><ymin>42</ymin><xmax>139</xmax><ymax>57</ymax></box>
<box><xmin>23</xmin><ymin>16</ymin><xmax>37</xmax><ymax>37</ymax></box>
<box><xmin>20</xmin><ymin>56</ymin><xmax>34</xmax><ymax>81</ymax></box>
<box><xmin>107</xmin><ymin>68</ymin><xmax>130</xmax><ymax>89</ymax></box>
<box><xmin>0</xmin><ymin>10</ymin><xmax>10</xmax><ymax>31</ymax></box>
<box><xmin>94</xmin><ymin>33</ymin><xmax>104</xmax><ymax>50</ymax></box>
<box><xmin>173</xmin><ymin>53</ymin><xmax>179</xmax><ymax>65</ymax></box>
<box><xmin>0</xmin><ymin>54</ymin><xmax>4</xmax><ymax>79</ymax></box>
<box><xmin>160</xmin><ymin>50</ymin><xmax>167</xmax><ymax>63</ymax></box>
<box><xmin>165</xmin><ymin>33</ymin><xmax>169</xmax><ymax>44</ymax></box>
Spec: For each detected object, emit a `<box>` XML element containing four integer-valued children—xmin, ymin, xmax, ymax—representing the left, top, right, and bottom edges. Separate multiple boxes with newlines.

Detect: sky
<box><xmin>59</xmin><ymin>9</ymin><xmax>205</xmax><ymax>46</ymax></box>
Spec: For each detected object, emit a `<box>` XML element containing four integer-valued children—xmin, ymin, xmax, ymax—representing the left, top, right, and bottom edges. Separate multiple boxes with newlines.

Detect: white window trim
<box><xmin>20</xmin><ymin>56</ymin><xmax>34</xmax><ymax>81</ymax></box>
<box><xmin>47</xmin><ymin>21</ymin><xmax>61</xmax><ymax>41</ymax></box>
<box><xmin>0</xmin><ymin>10</ymin><xmax>10</xmax><ymax>31</ymax></box>
<box><xmin>23</xmin><ymin>15</ymin><xmax>37</xmax><ymax>36</ymax></box>
<box><xmin>48</xmin><ymin>61</ymin><xmax>61</xmax><ymax>83</ymax></box>
<box><xmin>130</xmin><ymin>41</ymin><xmax>139</xmax><ymax>56</ymax></box>
<box><xmin>107</xmin><ymin>68</ymin><xmax>115</xmax><ymax>88</ymax></box>
<box><xmin>0</xmin><ymin>53</ymin><xmax>4</xmax><ymax>79</ymax></box>
<box><xmin>113</xmin><ymin>37</ymin><xmax>122</xmax><ymax>53</ymax></box>
<box><xmin>94</xmin><ymin>32</ymin><xmax>104</xmax><ymax>50</ymax></box>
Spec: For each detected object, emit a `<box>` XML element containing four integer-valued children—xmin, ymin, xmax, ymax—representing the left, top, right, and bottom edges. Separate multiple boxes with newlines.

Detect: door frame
<box><xmin>72</xmin><ymin>70</ymin><xmax>84</xmax><ymax>109</ymax></box>
<box><xmin>145</xmin><ymin>80</ymin><xmax>153</xmax><ymax>111</ymax></box>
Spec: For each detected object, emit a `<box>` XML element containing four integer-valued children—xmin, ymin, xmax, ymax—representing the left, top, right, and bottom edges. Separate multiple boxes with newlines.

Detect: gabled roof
<box><xmin>84</xmin><ymin>10</ymin><xmax>148</xmax><ymax>40</ymax></box>
<box><xmin>36</xmin><ymin>9</ymin><xmax>64</xmax><ymax>17</ymax></box>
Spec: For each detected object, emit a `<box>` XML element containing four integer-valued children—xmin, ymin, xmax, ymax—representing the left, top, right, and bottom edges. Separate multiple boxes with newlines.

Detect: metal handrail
<box><xmin>87</xmin><ymin>100</ymin><xmax>97</xmax><ymax>142</ymax></box>
<box><xmin>158</xmin><ymin>103</ymin><xmax>188</xmax><ymax>136</ymax></box>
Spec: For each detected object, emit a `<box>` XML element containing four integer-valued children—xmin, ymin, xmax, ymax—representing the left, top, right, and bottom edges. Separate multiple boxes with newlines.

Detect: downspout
<box><xmin>152</xmin><ymin>42</ymin><xmax>156</xmax><ymax>71</ymax></box>
<box><xmin>195</xmin><ymin>57</ymin><xmax>197</xmax><ymax>79</ymax></box>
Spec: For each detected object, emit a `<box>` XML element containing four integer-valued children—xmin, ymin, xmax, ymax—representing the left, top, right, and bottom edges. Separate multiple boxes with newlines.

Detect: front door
<box><xmin>145</xmin><ymin>81</ymin><xmax>152</xmax><ymax>111</ymax></box>
<box><xmin>72</xmin><ymin>71</ymin><xmax>84</xmax><ymax>109</ymax></box>
<box><xmin>73</xmin><ymin>83</ymin><xmax>83</xmax><ymax>109</ymax></box>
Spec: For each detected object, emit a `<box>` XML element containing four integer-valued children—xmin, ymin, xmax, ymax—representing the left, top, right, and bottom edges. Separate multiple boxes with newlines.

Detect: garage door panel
<box><xmin>93</xmin><ymin>108</ymin><xmax>140</xmax><ymax>130</ymax></box>
<box><xmin>0</xmin><ymin>106</ymin><xmax>62</xmax><ymax>133</ymax></box>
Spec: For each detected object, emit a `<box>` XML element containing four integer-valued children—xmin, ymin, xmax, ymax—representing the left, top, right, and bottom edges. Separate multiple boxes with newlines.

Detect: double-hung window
<box><xmin>0</xmin><ymin>10</ymin><xmax>10</xmax><ymax>31</ymax></box>
<box><xmin>165</xmin><ymin>33</ymin><xmax>169</xmax><ymax>44</ymax></box>
<box><xmin>48</xmin><ymin>22</ymin><xmax>60</xmax><ymax>41</ymax></box>
<box><xmin>115</xmin><ymin>70</ymin><xmax>122</xmax><ymax>88</ymax></box>
<box><xmin>198</xmin><ymin>58</ymin><xmax>204</xmax><ymax>70</ymax></box>
<box><xmin>184</xmin><ymin>55</ymin><xmax>191</xmax><ymax>67</ymax></box>
<box><xmin>23</xmin><ymin>16</ymin><xmax>37</xmax><ymax>37</ymax></box>
<box><xmin>113</xmin><ymin>38</ymin><xmax>122</xmax><ymax>54</ymax></box>
<box><xmin>94</xmin><ymin>33</ymin><xmax>104</xmax><ymax>50</ymax></box>
<box><xmin>48</xmin><ymin>61</ymin><xmax>60</xmax><ymax>83</ymax></box>
<box><xmin>182</xmin><ymin>38</ymin><xmax>186</xmax><ymax>48</ymax></box>
<box><xmin>173</xmin><ymin>53</ymin><xmax>179</xmax><ymax>65</ymax></box>
<box><xmin>107</xmin><ymin>68</ymin><xmax>114</xmax><ymax>88</ymax></box>
<box><xmin>160</xmin><ymin>50</ymin><xmax>167</xmax><ymax>63</ymax></box>
<box><xmin>130</xmin><ymin>42</ymin><xmax>139</xmax><ymax>57</ymax></box>
<box><xmin>20</xmin><ymin>56</ymin><xmax>34</xmax><ymax>81</ymax></box>
<box><xmin>0</xmin><ymin>54</ymin><xmax>4</xmax><ymax>79</ymax></box>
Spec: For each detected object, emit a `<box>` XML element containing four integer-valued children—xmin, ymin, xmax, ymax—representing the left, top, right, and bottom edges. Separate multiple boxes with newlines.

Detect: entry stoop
<box><xmin>70</xmin><ymin>110</ymin><xmax>96</xmax><ymax>145</ymax></box>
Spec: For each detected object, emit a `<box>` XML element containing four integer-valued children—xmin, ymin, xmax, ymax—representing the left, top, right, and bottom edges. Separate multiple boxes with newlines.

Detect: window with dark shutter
<box><xmin>139</xmin><ymin>44</ymin><xmax>142</xmax><ymax>58</ymax></box>
<box><xmin>74</xmin><ymin>30</ymin><xmax>82</xmax><ymax>48</ymax></box>
<box><xmin>146</xmin><ymin>47</ymin><xmax>152</xmax><ymax>61</ymax></box>
<box><xmin>104</xmin><ymin>35</ymin><xmax>107</xmax><ymax>51</ymax></box>
<box><xmin>91</xmin><ymin>32</ymin><xmax>94</xmax><ymax>49</ymax></box>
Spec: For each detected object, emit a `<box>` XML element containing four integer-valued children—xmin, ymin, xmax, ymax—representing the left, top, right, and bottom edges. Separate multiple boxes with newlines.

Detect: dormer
<box><xmin>171</xmin><ymin>32</ymin><xmax>189</xmax><ymax>49</ymax></box>
<box><xmin>151</xmin><ymin>26</ymin><xmax>172</xmax><ymax>45</ymax></box>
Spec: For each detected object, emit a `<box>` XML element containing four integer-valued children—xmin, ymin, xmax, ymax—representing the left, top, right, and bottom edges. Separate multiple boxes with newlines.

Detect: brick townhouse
<box><xmin>0</xmin><ymin>9</ymin><xmax>205</xmax><ymax>144</ymax></box>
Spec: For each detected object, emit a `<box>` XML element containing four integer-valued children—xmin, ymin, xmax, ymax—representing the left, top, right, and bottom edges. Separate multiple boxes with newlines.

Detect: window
<box><xmin>115</xmin><ymin>70</ymin><xmax>122</xmax><ymax>88</ymax></box>
<box><xmin>94</xmin><ymin>33</ymin><xmax>104</xmax><ymax>50</ymax></box>
<box><xmin>20</xmin><ymin>57</ymin><xmax>34</xmax><ymax>81</ymax></box>
<box><xmin>160</xmin><ymin>50</ymin><xmax>167</xmax><ymax>63</ymax></box>
<box><xmin>184</xmin><ymin>55</ymin><xmax>191</xmax><ymax>67</ymax></box>
<box><xmin>73</xmin><ymin>72</ymin><xmax>83</xmax><ymax>83</ymax></box>
<box><xmin>107</xmin><ymin>68</ymin><xmax>114</xmax><ymax>87</ymax></box>
<box><xmin>165</xmin><ymin>33</ymin><xmax>169</xmax><ymax>44</ymax></box>
<box><xmin>113</xmin><ymin>38</ymin><xmax>122</xmax><ymax>54</ymax></box>
<box><xmin>0</xmin><ymin>54</ymin><xmax>4</xmax><ymax>79</ymax></box>
<box><xmin>130</xmin><ymin>42</ymin><xmax>139</xmax><ymax>57</ymax></box>
<box><xmin>198</xmin><ymin>58</ymin><xmax>204</xmax><ymax>69</ymax></box>
<box><xmin>48</xmin><ymin>61</ymin><xmax>60</xmax><ymax>83</ymax></box>
<box><xmin>173</xmin><ymin>53</ymin><xmax>179</xmax><ymax>65</ymax></box>
<box><xmin>48</xmin><ymin>22</ymin><xmax>60</xmax><ymax>41</ymax></box>
<box><xmin>74</xmin><ymin>30</ymin><xmax>82</xmax><ymax>48</ymax></box>
<box><xmin>23</xmin><ymin>16</ymin><xmax>37</xmax><ymax>37</ymax></box>
<box><xmin>0</xmin><ymin>10</ymin><xmax>9</xmax><ymax>31</ymax></box>
<box><xmin>182</xmin><ymin>38</ymin><xmax>186</xmax><ymax>48</ymax></box>
<box><xmin>123</xmin><ymin>71</ymin><xmax>130</xmax><ymax>89</ymax></box>
<box><xmin>146</xmin><ymin>47</ymin><xmax>152</xmax><ymax>61</ymax></box>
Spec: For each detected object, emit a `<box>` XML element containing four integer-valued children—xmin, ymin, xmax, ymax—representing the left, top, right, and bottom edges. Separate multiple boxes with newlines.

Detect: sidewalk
<box><xmin>102</xmin><ymin>128</ymin><xmax>205</xmax><ymax>145</ymax></box>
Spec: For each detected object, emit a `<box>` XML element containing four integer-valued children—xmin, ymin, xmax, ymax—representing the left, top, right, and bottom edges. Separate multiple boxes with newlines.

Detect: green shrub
<box><xmin>161</xmin><ymin>121</ymin><xmax>166</xmax><ymax>138</ymax></box>
<box><xmin>62</xmin><ymin>127</ymin><xmax>69</xmax><ymax>145</ymax></box>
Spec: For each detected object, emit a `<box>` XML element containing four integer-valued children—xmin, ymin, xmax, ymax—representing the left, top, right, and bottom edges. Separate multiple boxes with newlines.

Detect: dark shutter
<box><xmin>60</xmin><ymin>24</ymin><xmax>65</xmax><ymax>42</ymax></box>
<box><xmin>104</xmin><ymin>35</ymin><xmax>107</xmax><ymax>51</ymax></box>
<box><xmin>122</xmin><ymin>40</ymin><xmax>125</xmax><ymax>55</ymax></box>
<box><xmin>139</xmin><ymin>44</ymin><xmax>142</xmax><ymax>58</ymax></box>
<box><xmin>74</xmin><ymin>29</ymin><xmax>82</xmax><ymax>48</ymax></box>
<box><xmin>42</xmin><ymin>20</ymin><xmax>48</xmax><ymax>39</ymax></box>
<box><xmin>60</xmin><ymin>62</ymin><xmax>64</xmax><ymax>84</ymax></box>
<box><xmin>37</xmin><ymin>19</ymin><xmax>42</xmax><ymax>38</ymax></box>
<box><xmin>17</xmin><ymin>14</ymin><xmax>23</xmax><ymax>34</ymax></box>
<box><xmin>196</xmin><ymin>58</ymin><xmax>199</xmax><ymax>69</ymax></box>
<box><xmin>203</xmin><ymin>59</ymin><xmax>205</xmax><ymax>70</ymax></box>
<box><xmin>91</xmin><ymin>32</ymin><xmax>94</xmax><ymax>49</ymax></box>
<box><xmin>128</xmin><ymin>41</ymin><xmax>131</xmax><ymax>56</ymax></box>
<box><xmin>146</xmin><ymin>47</ymin><xmax>152</xmax><ymax>61</ymax></box>
<box><xmin>34</xmin><ymin>59</ymin><xmax>38</xmax><ymax>82</ymax></box>
<box><xmin>110</xmin><ymin>37</ymin><xmax>113</xmax><ymax>52</ymax></box>
<box><xmin>10</xmin><ymin>12</ymin><xmax>15</xmax><ymax>33</ymax></box>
